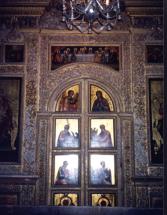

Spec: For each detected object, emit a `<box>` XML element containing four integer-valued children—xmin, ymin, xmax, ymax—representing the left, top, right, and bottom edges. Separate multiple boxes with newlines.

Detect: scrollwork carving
<box><xmin>23</xmin><ymin>33</ymin><xmax>39</xmax><ymax>174</ymax></box>
<box><xmin>36</xmin><ymin>118</ymin><xmax>49</xmax><ymax>205</ymax></box>
<box><xmin>136</xmin><ymin>187</ymin><xmax>149</xmax><ymax>207</ymax></box>
<box><xmin>0</xmin><ymin>66</ymin><xmax>24</xmax><ymax>74</ymax></box>
<box><xmin>20</xmin><ymin>185</ymin><xmax>36</xmax><ymax>205</ymax></box>
<box><xmin>122</xmin><ymin>119</ymin><xmax>135</xmax><ymax>207</ymax></box>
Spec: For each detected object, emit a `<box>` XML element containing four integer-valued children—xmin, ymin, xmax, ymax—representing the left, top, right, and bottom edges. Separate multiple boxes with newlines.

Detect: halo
<box><xmin>98</xmin><ymin>197</ymin><xmax>110</xmax><ymax>206</ymax></box>
<box><xmin>60</xmin><ymin>196</ymin><xmax>72</xmax><ymax>206</ymax></box>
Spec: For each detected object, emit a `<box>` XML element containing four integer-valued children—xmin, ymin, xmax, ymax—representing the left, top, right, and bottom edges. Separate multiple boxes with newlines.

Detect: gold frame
<box><xmin>52</xmin><ymin>153</ymin><xmax>80</xmax><ymax>187</ymax></box>
<box><xmin>53</xmin><ymin>117</ymin><xmax>80</xmax><ymax>149</ymax></box>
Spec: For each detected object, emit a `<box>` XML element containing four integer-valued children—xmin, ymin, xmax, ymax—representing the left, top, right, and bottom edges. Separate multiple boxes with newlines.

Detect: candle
<box><xmin>106</xmin><ymin>0</ymin><xmax>110</xmax><ymax>6</ymax></box>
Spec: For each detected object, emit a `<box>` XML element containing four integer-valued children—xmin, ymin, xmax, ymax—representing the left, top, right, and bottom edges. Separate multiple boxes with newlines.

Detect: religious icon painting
<box><xmin>53</xmin><ymin>154</ymin><xmax>79</xmax><ymax>186</ymax></box>
<box><xmin>90</xmin><ymin>85</ymin><xmax>114</xmax><ymax>112</ymax></box>
<box><xmin>0</xmin><ymin>77</ymin><xmax>22</xmax><ymax>162</ymax></box>
<box><xmin>89</xmin><ymin>154</ymin><xmax>116</xmax><ymax>186</ymax></box>
<box><xmin>56</xmin><ymin>85</ymin><xmax>80</xmax><ymax>112</ymax></box>
<box><xmin>54</xmin><ymin>118</ymin><xmax>79</xmax><ymax>148</ymax></box>
<box><xmin>90</xmin><ymin>118</ymin><xmax>114</xmax><ymax>148</ymax></box>
<box><xmin>51</xmin><ymin>46</ymin><xmax>119</xmax><ymax>71</ymax></box>
<box><xmin>53</xmin><ymin>193</ymin><xmax>79</xmax><ymax>206</ymax></box>
<box><xmin>90</xmin><ymin>193</ymin><xmax>116</xmax><ymax>207</ymax></box>
<box><xmin>149</xmin><ymin>79</ymin><xmax>163</xmax><ymax>164</ymax></box>
<box><xmin>5</xmin><ymin>45</ymin><xmax>24</xmax><ymax>63</ymax></box>
<box><xmin>146</xmin><ymin>45</ymin><xmax>163</xmax><ymax>64</ymax></box>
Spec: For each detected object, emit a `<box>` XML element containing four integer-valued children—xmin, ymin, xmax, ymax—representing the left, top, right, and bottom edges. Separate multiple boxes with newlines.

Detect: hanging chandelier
<box><xmin>62</xmin><ymin>0</ymin><xmax>122</xmax><ymax>33</ymax></box>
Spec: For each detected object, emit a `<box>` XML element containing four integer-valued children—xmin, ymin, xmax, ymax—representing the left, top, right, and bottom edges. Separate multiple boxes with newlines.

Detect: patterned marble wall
<box><xmin>132</xmin><ymin>30</ymin><xmax>163</xmax><ymax>176</ymax></box>
<box><xmin>36</xmin><ymin>117</ymin><xmax>49</xmax><ymax>205</ymax></box>
<box><xmin>121</xmin><ymin>118</ymin><xmax>135</xmax><ymax>207</ymax></box>
<box><xmin>23</xmin><ymin>33</ymin><xmax>40</xmax><ymax>174</ymax></box>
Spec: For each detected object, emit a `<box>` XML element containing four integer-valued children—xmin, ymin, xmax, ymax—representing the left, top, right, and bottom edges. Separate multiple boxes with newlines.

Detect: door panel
<box><xmin>50</xmin><ymin>79</ymin><xmax>120</xmax><ymax>206</ymax></box>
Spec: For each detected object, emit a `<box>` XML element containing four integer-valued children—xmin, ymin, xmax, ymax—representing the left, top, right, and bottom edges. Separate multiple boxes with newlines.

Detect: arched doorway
<box><xmin>48</xmin><ymin>78</ymin><xmax>123</xmax><ymax>206</ymax></box>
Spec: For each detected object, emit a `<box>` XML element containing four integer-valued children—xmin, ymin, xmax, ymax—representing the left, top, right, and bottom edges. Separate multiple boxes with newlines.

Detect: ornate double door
<box><xmin>50</xmin><ymin>79</ymin><xmax>122</xmax><ymax>206</ymax></box>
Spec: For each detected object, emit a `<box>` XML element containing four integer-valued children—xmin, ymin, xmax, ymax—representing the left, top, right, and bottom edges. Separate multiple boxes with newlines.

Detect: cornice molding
<box><xmin>124</xmin><ymin>0</ymin><xmax>163</xmax><ymax>7</ymax></box>
<box><xmin>0</xmin><ymin>0</ymin><xmax>49</xmax><ymax>6</ymax></box>
<box><xmin>0</xmin><ymin>6</ymin><xmax>45</xmax><ymax>16</ymax></box>
<box><xmin>126</xmin><ymin>7</ymin><xmax>163</xmax><ymax>16</ymax></box>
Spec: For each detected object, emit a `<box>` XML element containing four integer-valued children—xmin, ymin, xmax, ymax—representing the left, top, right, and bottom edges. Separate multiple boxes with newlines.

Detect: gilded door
<box><xmin>50</xmin><ymin>79</ymin><xmax>122</xmax><ymax>206</ymax></box>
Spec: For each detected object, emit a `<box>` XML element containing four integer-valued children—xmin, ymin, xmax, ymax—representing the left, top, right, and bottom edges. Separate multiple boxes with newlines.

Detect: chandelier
<box><xmin>62</xmin><ymin>0</ymin><xmax>122</xmax><ymax>33</ymax></box>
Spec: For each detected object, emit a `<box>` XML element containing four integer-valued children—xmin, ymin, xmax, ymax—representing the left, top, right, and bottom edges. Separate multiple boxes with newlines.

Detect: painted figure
<box><xmin>91</xmin><ymin>160</ymin><xmax>112</xmax><ymax>185</ymax></box>
<box><xmin>57</xmin><ymin>124</ymin><xmax>79</xmax><ymax>148</ymax></box>
<box><xmin>98</xmin><ymin>161</ymin><xmax>112</xmax><ymax>185</ymax></box>
<box><xmin>0</xmin><ymin>88</ymin><xmax>16</xmax><ymax>150</ymax></box>
<box><xmin>92</xmin><ymin>90</ymin><xmax>110</xmax><ymax>112</ymax></box>
<box><xmin>91</xmin><ymin>124</ymin><xmax>112</xmax><ymax>147</ymax></box>
<box><xmin>59</xmin><ymin>90</ymin><xmax>79</xmax><ymax>112</ymax></box>
<box><xmin>55</xmin><ymin>161</ymin><xmax>70</xmax><ymax>185</ymax></box>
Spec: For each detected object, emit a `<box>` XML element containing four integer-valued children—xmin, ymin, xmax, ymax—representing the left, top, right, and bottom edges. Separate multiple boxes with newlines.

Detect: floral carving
<box><xmin>136</xmin><ymin>187</ymin><xmax>149</xmax><ymax>207</ymax></box>
<box><xmin>122</xmin><ymin>119</ymin><xmax>135</xmax><ymax>206</ymax></box>
<box><xmin>23</xmin><ymin>34</ymin><xmax>39</xmax><ymax>174</ymax></box>
<box><xmin>36</xmin><ymin>118</ymin><xmax>49</xmax><ymax>205</ymax></box>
